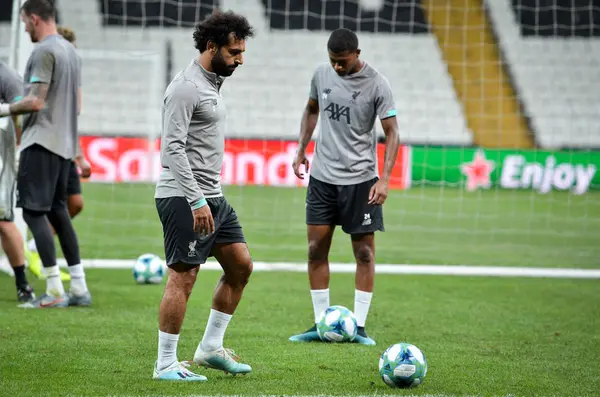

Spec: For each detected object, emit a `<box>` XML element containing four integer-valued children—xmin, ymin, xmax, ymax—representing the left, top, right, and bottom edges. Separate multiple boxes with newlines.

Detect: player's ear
<box><xmin>207</xmin><ymin>41</ymin><xmax>217</xmax><ymax>54</ymax></box>
<box><xmin>356</xmin><ymin>48</ymin><xmax>361</xmax><ymax>57</ymax></box>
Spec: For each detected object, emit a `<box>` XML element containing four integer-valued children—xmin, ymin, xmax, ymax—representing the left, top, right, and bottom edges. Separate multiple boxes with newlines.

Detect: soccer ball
<box><xmin>379</xmin><ymin>342</ymin><xmax>428</xmax><ymax>388</ymax></box>
<box><xmin>316</xmin><ymin>305</ymin><xmax>358</xmax><ymax>342</ymax></box>
<box><xmin>132</xmin><ymin>253</ymin><xmax>166</xmax><ymax>284</ymax></box>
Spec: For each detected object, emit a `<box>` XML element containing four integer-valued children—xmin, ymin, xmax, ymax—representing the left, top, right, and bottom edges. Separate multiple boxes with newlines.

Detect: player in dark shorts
<box><xmin>7</xmin><ymin>0</ymin><xmax>91</xmax><ymax>309</ymax></box>
<box><xmin>25</xmin><ymin>25</ymin><xmax>91</xmax><ymax>282</ymax></box>
<box><xmin>0</xmin><ymin>61</ymin><xmax>36</xmax><ymax>303</ymax></box>
<box><xmin>152</xmin><ymin>11</ymin><xmax>255</xmax><ymax>381</ymax></box>
<box><xmin>289</xmin><ymin>28</ymin><xmax>400</xmax><ymax>345</ymax></box>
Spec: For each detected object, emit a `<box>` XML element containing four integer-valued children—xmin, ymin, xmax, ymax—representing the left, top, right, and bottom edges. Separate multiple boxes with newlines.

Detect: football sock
<box><xmin>157</xmin><ymin>330</ymin><xmax>179</xmax><ymax>371</ymax></box>
<box><xmin>311</xmin><ymin>288</ymin><xmax>330</xmax><ymax>323</ymax></box>
<box><xmin>69</xmin><ymin>264</ymin><xmax>88</xmax><ymax>296</ymax></box>
<box><xmin>45</xmin><ymin>265</ymin><xmax>65</xmax><ymax>297</ymax></box>
<box><xmin>13</xmin><ymin>264</ymin><xmax>27</xmax><ymax>286</ymax></box>
<box><xmin>200</xmin><ymin>309</ymin><xmax>232</xmax><ymax>352</ymax></box>
<box><xmin>354</xmin><ymin>289</ymin><xmax>373</xmax><ymax>328</ymax></box>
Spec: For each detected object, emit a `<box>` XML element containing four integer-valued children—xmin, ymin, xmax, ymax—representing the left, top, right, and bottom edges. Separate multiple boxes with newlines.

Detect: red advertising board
<box><xmin>79</xmin><ymin>136</ymin><xmax>411</xmax><ymax>189</ymax></box>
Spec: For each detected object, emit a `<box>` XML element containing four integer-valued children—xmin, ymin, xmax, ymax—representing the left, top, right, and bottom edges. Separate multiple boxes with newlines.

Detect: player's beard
<box><xmin>211</xmin><ymin>51</ymin><xmax>237</xmax><ymax>77</ymax></box>
<box><xmin>26</xmin><ymin>22</ymin><xmax>38</xmax><ymax>42</ymax></box>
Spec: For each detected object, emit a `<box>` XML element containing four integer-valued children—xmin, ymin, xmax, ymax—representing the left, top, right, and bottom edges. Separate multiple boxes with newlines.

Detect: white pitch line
<box><xmin>55</xmin><ymin>259</ymin><xmax>600</xmax><ymax>279</ymax></box>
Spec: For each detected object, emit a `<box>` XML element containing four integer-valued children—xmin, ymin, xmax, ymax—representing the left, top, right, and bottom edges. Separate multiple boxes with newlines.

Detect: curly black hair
<box><xmin>193</xmin><ymin>10</ymin><xmax>255</xmax><ymax>53</ymax></box>
<box><xmin>21</xmin><ymin>0</ymin><xmax>56</xmax><ymax>21</ymax></box>
<box><xmin>327</xmin><ymin>28</ymin><xmax>359</xmax><ymax>53</ymax></box>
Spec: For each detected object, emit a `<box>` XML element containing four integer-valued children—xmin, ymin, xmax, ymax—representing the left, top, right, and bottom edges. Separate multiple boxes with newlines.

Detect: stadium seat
<box><xmin>1</xmin><ymin>0</ymin><xmax>473</xmax><ymax>145</ymax></box>
<box><xmin>486</xmin><ymin>0</ymin><xmax>600</xmax><ymax>149</ymax></box>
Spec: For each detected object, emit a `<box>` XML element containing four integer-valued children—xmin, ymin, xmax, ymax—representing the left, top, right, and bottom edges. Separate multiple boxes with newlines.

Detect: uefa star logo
<box><xmin>460</xmin><ymin>149</ymin><xmax>495</xmax><ymax>191</ymax></box>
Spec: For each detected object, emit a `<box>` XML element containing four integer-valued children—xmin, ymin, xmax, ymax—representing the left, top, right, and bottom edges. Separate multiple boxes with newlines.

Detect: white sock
<box><xmin>68</xmin><ymin>264</ymin><xmax>88</xmax><ymax>296</ymax></box>
<box><xmin>199</xmin><ymin>309</ymin><xmax>232</xmax><ymax>352</ymax></box>
<box><xmin>354</xmin><ymin>290</ymin><xmax>373</xmax><ymax>328</ymax></box>
<box><xmin>311</xmin><ymin>288</ymin><xmax>330</xmax><ymax>323</ymax></box>
<box><xmin>45</xmin><ymin>265</ymin><xmax>65</xmax><ymax>297</ymax></box>
<box><xmin>157</xmin><ymin>330</ymin><xmax>179</xmax><ymax>371</ymax></box>
<box><xmin>27</xmin><ymin>238</ymin><xmax>37</xmax><ymax>253</ymax></box>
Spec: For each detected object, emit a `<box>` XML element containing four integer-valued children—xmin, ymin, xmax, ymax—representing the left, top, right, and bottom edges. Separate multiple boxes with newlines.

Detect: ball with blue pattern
<box><xmin>316</xmin><ymin>305</ymin><xmax>357</xmax><ymax>342</ymax></box>
<box><xmin>132</xmin><ymin>253</ymin><xmax>166</xmax><ymax>284</ymax></box>
<box><xmin>379</xmin><ymin>342</ymin><xmax>428</xmax><ymax>388</ymax></box>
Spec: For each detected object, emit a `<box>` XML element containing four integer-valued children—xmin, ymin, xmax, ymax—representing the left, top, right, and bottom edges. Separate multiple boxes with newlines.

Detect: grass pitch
<box><xmin>1</xmin><ymin>270</ymin><xmax>600</xmax><ymax>397</ymax></box>
<box><xmin>0</xmin><ymin>183</ymin><xmax>598</xmax><ymax>396</ymax></box>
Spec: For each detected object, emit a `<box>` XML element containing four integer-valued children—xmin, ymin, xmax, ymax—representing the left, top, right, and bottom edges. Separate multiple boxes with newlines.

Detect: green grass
<box><xmin>1</xmin><ymin>270</ymin><xmax>599</xmax><ymax>397</ymax></box>
<box><xmin>73</xmin><ymin>183</ymin><xmax>600</xmax><ymax>267</ymax></box>
<box><xmin>3</xmin><ymin>183</ymin><xmax>599</xmax><ymax>396</ymax></box>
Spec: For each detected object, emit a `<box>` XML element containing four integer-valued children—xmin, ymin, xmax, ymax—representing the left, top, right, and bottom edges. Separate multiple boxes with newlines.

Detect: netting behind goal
<box><xmin>3</xmin><ymin>0</ymin><xmax>599</xmax><ymax>268</ymax></box>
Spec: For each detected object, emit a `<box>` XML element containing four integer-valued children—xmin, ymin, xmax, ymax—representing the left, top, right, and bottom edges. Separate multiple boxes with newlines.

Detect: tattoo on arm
<box><xmin>8</xmin><ymin>83</ymin><xmax>48</xmax><ymax>115</ymax></box>
<box><xmin>30</xmin><ymin>83</ymin><xmax>50</xmax><ymax>101</ymax></box>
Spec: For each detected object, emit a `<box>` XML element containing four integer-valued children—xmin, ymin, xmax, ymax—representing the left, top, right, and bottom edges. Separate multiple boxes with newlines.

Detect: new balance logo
<box><xmin>362</xmin><ymin>213</ymin><xmax>372</xmax><ymax>226</ymax></box>
<box><xmin>322</xmin><ymin>88</ymin><xmax>331</xmax><ymax>99</ymax></box>
<box><xmin>324</xmin><ymin>102</ymin><xmax>351</xmax><ymax>124</ymax></box>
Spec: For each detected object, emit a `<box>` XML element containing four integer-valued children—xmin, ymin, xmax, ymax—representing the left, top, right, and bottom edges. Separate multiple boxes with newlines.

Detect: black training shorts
<box><xmin>17</xmin><ymin>144</ymin><xmax>71</xmax><ymax>212</ymax></box>
<box><xmin>155</xmin><ymin>196</ymin><xmax>246</xmax><ymax>267</ymax></box>
<box><xmin>306</xmin><ymin>176</ymin><xmax>384</xmax><ymax>234</ymax></box>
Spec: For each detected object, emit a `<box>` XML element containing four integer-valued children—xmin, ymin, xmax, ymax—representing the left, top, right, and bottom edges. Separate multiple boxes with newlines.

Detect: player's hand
<box><xmin>368</xmin><ymin>179</ymin><xmax>389</xmax><ymax>205</ymax></box>
<box><xmin>292</xmin><ymin>152</ymin><xmax>310</xmax><ymax>179</ymax></box>
<box><xmin>193</xmin><ymin>204</ymin><xmax>215</xmax><ymax>238</ymax></box>
<box><xmin>76</xmin><ymin>157</ymin><xmax>92</xmax><ymax>178</ymax></box>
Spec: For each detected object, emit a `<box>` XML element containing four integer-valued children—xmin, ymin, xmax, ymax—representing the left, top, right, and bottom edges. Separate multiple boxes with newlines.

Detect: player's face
<box><xmin>211</xmin><ymin>35</ymin><xmax>246</xmax><ymax>77</ymax></box>
<box><xmin>328</xmin><ymin>50</ymin><xmax>360</xmax><ymax>76</ymax></box>
<box><xmin>20</xmin><ymin>12</ymin><xmax>39</xmax><ymax>42</ymax></box>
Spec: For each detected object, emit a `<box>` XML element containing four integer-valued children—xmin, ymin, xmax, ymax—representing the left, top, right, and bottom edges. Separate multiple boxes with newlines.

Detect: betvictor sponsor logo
<box><xmin>500</xmin><ymin>155</ymin><xmax>596</xmax><ymax>195</ymax></box>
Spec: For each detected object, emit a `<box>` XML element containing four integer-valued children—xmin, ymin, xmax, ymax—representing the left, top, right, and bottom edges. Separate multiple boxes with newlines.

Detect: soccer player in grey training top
<box><xmin>290</xmin><ymin>28</ymin><xmax>400</xmax><ymax>345</ymax></box>
<box><xmin>2</xmin><ymin>0</ymin><xmax>91</xmax><ymax>309</ymax></box>
<box><xmin>25</xmin><ymin>25</ymin><xmax>90</xmax><ymax>284</ymax></box>
<box><xmin>0</xmin><ymin>62</ymin><xmax>36</xmax><ymax>303</ymax></box>
<box><xmin>153</xmin><ymin>11</ymin><xmax>255</xmax><ymax>381</ymax></box>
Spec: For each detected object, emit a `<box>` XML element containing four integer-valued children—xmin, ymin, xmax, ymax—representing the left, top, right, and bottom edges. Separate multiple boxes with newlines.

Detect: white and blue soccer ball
<box><xmin>132</xmin><ymin>253</ymin><xmax>166</xmax><ymax>284</ymax></box>
<box><xmin>316</xmin><ymin>305</ymin><xmax>358</xmax><ymax>342</ymax></box>
<box><xmin>379</xmin><ymin>342</ymin><xmax>428</xmax><ymax>388</ymax></box>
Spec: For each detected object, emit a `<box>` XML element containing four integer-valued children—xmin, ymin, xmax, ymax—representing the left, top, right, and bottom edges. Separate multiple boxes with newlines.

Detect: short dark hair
<box><xmin>193</xmin><ymin>10</ymin><xmax>255</xmax><ymax>53</ymax></box>
<box><xmin>327</xmin><ymin>28</ymin><xmax>359</xmax><ymax>53</ymax></box>
<box><xmin>21</xmin><ymin>0</ymin><xmax>56</xmax><ymax>21</ymax></box>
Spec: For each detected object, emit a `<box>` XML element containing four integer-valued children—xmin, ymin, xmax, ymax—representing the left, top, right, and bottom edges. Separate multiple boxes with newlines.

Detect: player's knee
<box><xmin>68</xmin><ymin>195</ymin><xmax>84</xmax><ymax>218</ymax></box>
<box><xmin>354</xmin><ymin>244</ymin><xmax>374</xmax><ymax>266</ymax></box>
<box><xmin>308</xmin><ymin>240</ymin><xmax>328</xmax><ymax>263</ymax></box>
<box><xmin>167</xmin><ymin>264</ymin><xmax>199</xmax><ymax>296</ymax></box>
<box><xmin>227</xmin><ymin>260</ymin><xmax>252</xmax><ymax>288</ymax></box>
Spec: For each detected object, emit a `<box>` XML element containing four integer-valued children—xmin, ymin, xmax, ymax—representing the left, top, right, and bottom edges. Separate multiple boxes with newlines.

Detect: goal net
<box><xmin>2</xmin><ymin>0</ymin><xmax>598</xmax><ymax>269</ymax></box>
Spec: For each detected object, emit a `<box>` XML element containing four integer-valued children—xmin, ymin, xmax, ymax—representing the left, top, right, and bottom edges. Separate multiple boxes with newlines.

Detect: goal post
<box><xmin>2</xmin><ymin>0</ymin><xmax>599</xmax><ymax>270</ymax></box>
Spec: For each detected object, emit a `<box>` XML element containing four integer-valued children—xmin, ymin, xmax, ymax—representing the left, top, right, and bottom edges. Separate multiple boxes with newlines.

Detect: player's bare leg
<box><xmin>154</xmin><ymin>263</ymin><xmax>206</xmax><ymax>381</ymax></box>
<box><xmin>289</xmin><ymin>224</ymin><xmax>335</xmax><ymax>342</ymax></box>
<box><xmin>0</xmin><ymin>221</ymin><xmax>35</xmax><ymax>302</ymax></box>
<box><xmin>351</xmin><ymin>232</ymin><xmax>376</xmax><ymax>345</ymax></box>
<box><xmin>67</xmin><ymin>194</ymin><xmax>84</xmax><ymax>218</ymax></box>
<box><xmin>193</xmin><ymin>242</ymin><xmax>253</xmax><ymax>374</ymax></box>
